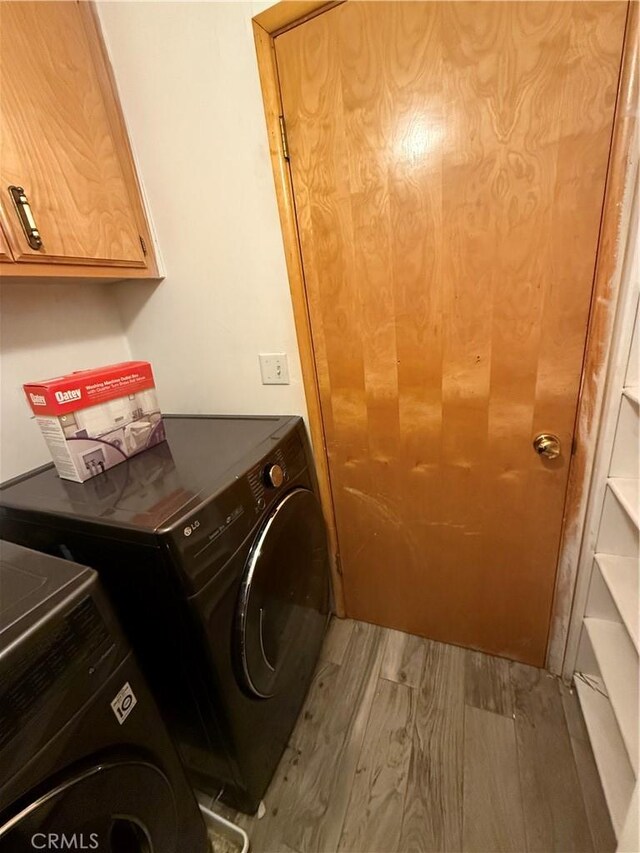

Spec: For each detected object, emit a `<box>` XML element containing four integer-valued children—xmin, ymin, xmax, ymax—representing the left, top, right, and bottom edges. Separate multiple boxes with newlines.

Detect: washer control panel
<box><xmin>264</xmin><ymin>463</ymin><xmax>285</xmax><ymax>489</ymax></box>
<box><xmin>168</xmin><ymin>423</ymin><xmax>311</xmax><ymax>593</ymax></box>
<box><xmin>246</xmin><ymin>431</ymin><xmax>304</xmax><ymax>513</ymax></box>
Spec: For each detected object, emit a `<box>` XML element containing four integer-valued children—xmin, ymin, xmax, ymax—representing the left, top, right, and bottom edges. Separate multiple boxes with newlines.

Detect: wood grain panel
<box><xmin>559</xmin><ymin>684</ymin><xmax>616</xmax><ymax>853</ymax></box>
<box><xmin>463</xmin><ymin>706</ymin><xmax>527</xmax><ymax>853</ymax></box>
<box><xmin>236</xmin><ymin>621</ymin><xmax>610</xmax><ymax>853</ymax></box>
<box><xmin>275</xmin><ymin>1</ymin><xmax>628</xmax><ymax>665</ymax></box>
<box><xmin>0</xmin><ymin>224</ymin><xmax>13</xmax><ymax>262</ymax></box>
<box><xmin>381</xmin><ymin>627</ymin><xmax>428</xmax><ymax>689</ymax></box>
<box><xmin>0</xmin><ymin>1</ymin><xmax>145</xmax><ymax>267</ymax></box>
<box><xmin>398</xmin><ymin>640</ymin><xmax>465</xmax><ymax>852</ymax></box>
<box><xmin>465</xmin><ymin>649</ymin><xmax>513</xmax><ymax>718</ymax></box>
<box><xmin>320</xmin><ymin>616</ymin><xmax>354</xmax><ymax>666</ymax></box>
<box><xmin>512</xmin><ymin>663</ymin><xmax>594</xmax><ymax>852</ymax></box>
<box><xmin>243</xmin><ymin>621</ymin><xmax>385</xmax><ymax>853</ymax></box>
<box><xmin>338</xmin><ymin>678</ymin><xmax>415</xmax><ymax>853</ymax></box>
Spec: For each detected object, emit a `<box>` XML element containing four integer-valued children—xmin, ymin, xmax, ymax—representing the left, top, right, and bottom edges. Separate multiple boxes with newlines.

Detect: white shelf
<box><xmin>569</xmin><ymin>188</ymin><xmax>638</xmax><ymax>847</ymax></box>
<box><xmin>611</xmin><ymin>395</ymin><xmax>639</xmax><ymax>479</ymax></box>
<box><xmin>608</xmin><ymin>478</ymin><xmax>639</xmax><ymax>529</ymax></box>
<box><xmin>584</xmin><ymin>618</ymin><xmax>638</xmax><ymax>774</ymax></box>
<box><xmin>595</xmin><ymin>554</ymin><xmax>639</xmax><ymax>651</ymax></box>
<box><xmin>575</xmin><ymin>675</ymin><xmax>636</xmax><ymax>838</ymax></box>
<box><xmin>626</xmin><ymin>303</ymin><xmax>639</xmax><ymax>387</ymax></box>
<box><xmin>617</xmin><ymin>784</ymin><xmax>639</xmax><ymax>853</ymax></box>
<box><xmin>598</xmin><ymin>485</ymin><xmax>639</xmax><ymax>558</ymax></box>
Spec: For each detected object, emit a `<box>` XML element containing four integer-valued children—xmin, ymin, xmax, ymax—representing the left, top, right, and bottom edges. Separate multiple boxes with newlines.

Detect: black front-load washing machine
<box><xmin>0</xmin><ymin>415</ymin><xmax>331</xmax><ymax>813</ymax></box>
<box><xmin>0</xmin><ymin>540</ymin><xmax>208</xmax><ymax>853</ymax></box>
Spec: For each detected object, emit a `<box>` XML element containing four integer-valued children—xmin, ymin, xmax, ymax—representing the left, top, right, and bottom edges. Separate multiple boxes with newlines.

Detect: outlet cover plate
<box><xmin>259</xmin><ymin>353</ymin><xmax>290</xmax><ymax>385</ymax></box>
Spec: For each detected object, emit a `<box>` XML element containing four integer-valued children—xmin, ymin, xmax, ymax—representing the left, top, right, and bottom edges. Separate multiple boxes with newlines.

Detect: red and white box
<box><xmin>24</xmin><ymin>361</ymin><xmax>166</xmax><ymax>482</ymax></box>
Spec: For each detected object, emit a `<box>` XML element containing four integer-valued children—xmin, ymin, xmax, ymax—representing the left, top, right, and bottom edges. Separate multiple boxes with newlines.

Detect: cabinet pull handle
<box><xmin>8</xmin><ymin>186</ymin><xmax>43</xmax><ymax>250</ymax></box>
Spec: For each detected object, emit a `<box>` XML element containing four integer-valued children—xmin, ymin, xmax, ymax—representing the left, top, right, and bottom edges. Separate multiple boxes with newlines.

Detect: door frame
<box><xmin>252</xmin><ymin>0</ymin><xmax>638</xmax><ymax>670</ymax></box>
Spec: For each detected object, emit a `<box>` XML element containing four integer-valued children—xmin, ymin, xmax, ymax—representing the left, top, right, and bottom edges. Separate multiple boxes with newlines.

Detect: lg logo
<box><xmin>183</xmin><ymin>519</ymin><xmax>200</xmax><ymax>537</ymax></box>
<box><xmin>31</xmin><ymin>834</ymin><xmax>99</xmax><ymax>849</ymax></box>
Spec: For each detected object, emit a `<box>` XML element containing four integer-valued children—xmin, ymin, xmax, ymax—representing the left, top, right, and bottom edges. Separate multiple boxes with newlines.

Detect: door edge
<box><xmin>549</xmin><ymin>1</ymin><xmax>639</xmax><ymax>675</ymax></box>
<box><xmin>252</xmin><ymin>9</ymin><xmax>345</xmax><ymax>616</ymax></box>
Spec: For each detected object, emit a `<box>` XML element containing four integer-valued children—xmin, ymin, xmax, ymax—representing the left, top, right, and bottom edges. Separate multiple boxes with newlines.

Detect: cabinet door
<box><xmin>0</xmin><ymin>1</ymin><xmax>146</xmax><ymax>267</ymax></box>
<box><xmin>0</xmin><ymin>225</ymin><xmax>13</xmax><ymax>262</ymax></box>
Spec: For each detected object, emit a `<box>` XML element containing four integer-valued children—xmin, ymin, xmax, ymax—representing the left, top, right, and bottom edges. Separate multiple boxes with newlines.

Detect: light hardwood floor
<box><xmin>220</xmin><ymin>619</ymin><xmax>615</xmax><ymax>853</ymax></box>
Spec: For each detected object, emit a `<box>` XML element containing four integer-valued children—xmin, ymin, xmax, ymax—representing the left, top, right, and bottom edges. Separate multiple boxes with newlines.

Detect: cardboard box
<box><xmin>24</xmin><ymin>361</ymin><xmax>165</xmax><ymax>482</ymax></box>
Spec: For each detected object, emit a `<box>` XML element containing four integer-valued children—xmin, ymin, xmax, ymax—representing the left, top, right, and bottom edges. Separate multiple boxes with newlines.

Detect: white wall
<box><xmin>0</xmin><ymin>283</ymin><xmax>131</xmax><ymax>480</ymax></box>
<box><xmin>0</xmin><ymin>1</ymin><xmax>306</xmax><ymax>484</ymax></box>
<box><xmin>98</xmin><ymin>1</ymin><xmax>308</xmax><ymax>420</ymax></box>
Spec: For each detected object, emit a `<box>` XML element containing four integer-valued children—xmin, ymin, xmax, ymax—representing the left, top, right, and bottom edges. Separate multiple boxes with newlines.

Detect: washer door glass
<box><xmin>0</xmin><ymin>761</ymin><xmax>178</xmax><ymax>853</ymax></box>
<box><xmin>237</xmin><ymin>487</ymin><xmax>330</xmax><ymax>698</ymax></box>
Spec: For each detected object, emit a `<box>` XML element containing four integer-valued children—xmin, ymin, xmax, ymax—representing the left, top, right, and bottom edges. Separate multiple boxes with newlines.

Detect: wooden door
<box><xmin>0</xmin><ymin>2</ymin><xmax>145</xmax><ymax>267</ymax></box>
<box><xmin>275</xmin><ymin>1</ymin><xmax>628</xmax><ymax>665</ymax></box>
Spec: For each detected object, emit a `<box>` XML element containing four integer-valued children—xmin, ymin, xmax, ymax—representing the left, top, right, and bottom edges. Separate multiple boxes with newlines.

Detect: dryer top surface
<box><xmin>0</xmin><ymin>415</ymin><xmax>301</xmax><ymax>536</ymax></box>
<box><xmin>0</xmin><ymin>541</ymin><xmax>93</xmax><ymax>651</ymax></box>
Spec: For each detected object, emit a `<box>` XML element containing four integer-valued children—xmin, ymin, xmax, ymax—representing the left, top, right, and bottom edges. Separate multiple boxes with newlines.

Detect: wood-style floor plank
<box><xmin>511</xmin><ymin>663</ymin><xmax>594</xmax><ymax>853</ymax></box>
<box><xmin>465</xmin><ymin>649</ymin><xmax>513</xmax><ymax>717</ymax></box>
<box><xmin>241</xmin><ymin>621</ymin><xmax>385</xmax><ymax>853</ymax></box>
<box><xmin>235</xmin><ymin>624</ymin><xmax>609</xmax><ymax>853</ymax></box>
<box><xmin>234</xmin><ymin>660</ymin><xmax>339</xmax><ymax>849</ymax></box>
<box><xmin>320</xmin><ymin>616</ymin><xmax>355</xmax><ymax>666</ymax></box>
<box><xmin>380</xmin><ymin>627</ymin><xmax>428</xmax><ymax>688</ymax></box>
<box><xmin>559</xmin><ymin>683</ymin><xmax>616</xmax><ymax>853</ymax></box>
<box><xmin>398</xmin><ymin>640</ymin><xmax>465</xmax><ymax>852</ymax></box>
<box><xmin>338</xmin><ymin>678</ymin><xmax>415</xmax><ymax>852</ymax></box>
<box><xmin>463</xmin><ymin>706</ymin><xmax>527</xmax><ymax>852</ymax></box>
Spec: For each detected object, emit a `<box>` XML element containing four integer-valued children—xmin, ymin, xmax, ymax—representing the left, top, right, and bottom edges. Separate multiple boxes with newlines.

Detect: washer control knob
<box><xmin>265</xmin><ymin>463</ymin><xmax>284</xmax><ymax>488</ymax></box>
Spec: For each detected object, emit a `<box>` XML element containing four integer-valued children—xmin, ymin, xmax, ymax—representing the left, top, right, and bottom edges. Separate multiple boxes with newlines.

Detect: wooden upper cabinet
<box><xmin>0</xmin><ymin>1</ymin><xmax>157</xmax><ymax>276</ymax></box>
<box><xmin>0</xmin><ymin>224</ymin><xmax>13</xmax><ymax>262</ymax></box>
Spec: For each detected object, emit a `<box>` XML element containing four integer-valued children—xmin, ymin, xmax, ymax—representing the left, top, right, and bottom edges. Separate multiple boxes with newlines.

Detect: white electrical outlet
<box><xmin>259</xmin><ymin>353</ymin><xmax>290</xmax><ymax>385</ymax></box>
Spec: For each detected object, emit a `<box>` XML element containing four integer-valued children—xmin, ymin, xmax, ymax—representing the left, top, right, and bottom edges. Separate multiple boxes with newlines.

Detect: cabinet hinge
<box><xmin>139</xmin><ymin>235</ymin><xmax>147</xmax><ymax>256</ymax></box>
<box><xmin>278</xmin><ymin>115</ymin><xmax>290</xmax><ymax>161</ymax></box>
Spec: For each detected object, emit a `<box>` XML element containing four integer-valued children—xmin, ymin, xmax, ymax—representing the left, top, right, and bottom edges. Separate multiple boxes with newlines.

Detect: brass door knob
<box><xmin>533</xmin><ymin>433</ymin><xmax>561</xmax><ymax>459</ymax></box>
